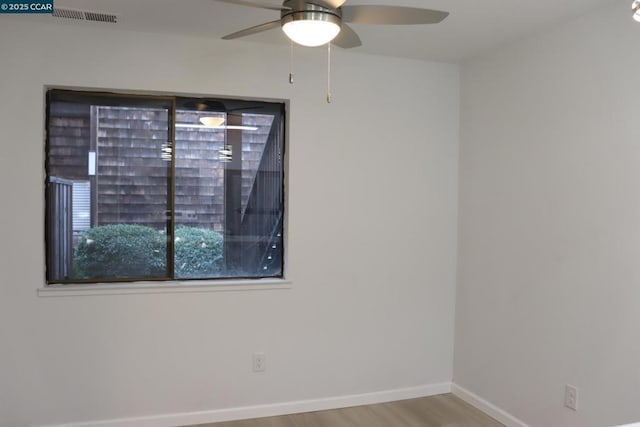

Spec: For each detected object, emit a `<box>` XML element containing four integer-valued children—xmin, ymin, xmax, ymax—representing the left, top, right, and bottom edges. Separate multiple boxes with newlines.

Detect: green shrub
<box><xmin>73</xmin><ymin>224</ymin><xmax>166</xmax><ymax>279</ymax></box>
<box><xmin>73</xmin><ymin>224</ymin><xmax>223</xmax><ymax>280</ymax></box>
<box><xmin>174</xmin><ymin>226</ymin><xmax>223</xmax><ymax>278</ymax></box>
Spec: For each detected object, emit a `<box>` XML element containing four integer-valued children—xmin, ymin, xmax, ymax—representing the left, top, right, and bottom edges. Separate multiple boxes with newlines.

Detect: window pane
<box><xmin>174</xmin><ymin>98</ymin><xmax>285</xmax><ymax>280</ymax></box>
<box><xmin>46</xmin><ymin>92</ymin><xmax>172</xmax><ymax>282</ymax></box>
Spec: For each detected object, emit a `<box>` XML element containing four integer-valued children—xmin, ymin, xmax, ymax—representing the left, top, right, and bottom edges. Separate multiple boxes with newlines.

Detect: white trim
<box><xmin>39</xmin><ymin>383</ymin><xmax>451</xmax><ymax>427</ymax></box>
<box><xmin>37</xmin><ymin>279</ymin><xmax>292</xmax><ymax>298</ymax></box>
<box><xmin>452</xmin><ymin>383</ymin><xmax>530</xmax><ymax>427</ymax></box>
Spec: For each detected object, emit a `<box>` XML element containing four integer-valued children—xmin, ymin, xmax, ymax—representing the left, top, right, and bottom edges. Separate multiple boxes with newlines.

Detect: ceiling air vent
<box><xmin>53</xmin><ymin>8</ymin><xmax>118</xmax><ymax>24</ymax></box>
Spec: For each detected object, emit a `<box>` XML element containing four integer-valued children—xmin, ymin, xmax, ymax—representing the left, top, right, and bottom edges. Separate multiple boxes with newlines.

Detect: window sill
<box><xmin>37</xmin><ymin>278</ymin><xmax>292</xmax><ymax>298</ymax></box>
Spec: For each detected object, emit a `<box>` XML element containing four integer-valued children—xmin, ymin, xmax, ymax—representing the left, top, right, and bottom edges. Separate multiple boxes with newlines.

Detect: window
<box><xmin>45</xmin><ymin>90</ymin><xmax>286</xmax><ymax>284</ymax></box>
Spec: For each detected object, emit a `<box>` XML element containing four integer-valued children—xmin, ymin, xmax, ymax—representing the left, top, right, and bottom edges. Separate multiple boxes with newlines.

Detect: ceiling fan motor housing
<box><xmin>280</xmin><ymin>0</ymin><xmax>343</xmax><ymax>29</ymax></box>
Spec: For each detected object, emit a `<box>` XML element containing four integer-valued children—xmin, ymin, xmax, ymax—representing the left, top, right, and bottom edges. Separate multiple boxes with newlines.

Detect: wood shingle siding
<box><xmin>48</xmin><ymin>104</ymin><xmax>272</xmax><ymax>234</ymax></box>
<box><xmin>95</xmin><ymin>106</ymin><xmax>170</xmax><ymax>229</ymax></box>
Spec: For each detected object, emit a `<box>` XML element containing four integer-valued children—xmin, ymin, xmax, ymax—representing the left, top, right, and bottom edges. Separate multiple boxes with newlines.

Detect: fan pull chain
<box><xmin>327</xmin><ymin>42</ymin><xmax>332</xmax><ymax>103</ymax></box>
<box><xmin>289</xmin><ymin>40</ymin><xmax>295</xmax><ymax>84</ymax></box>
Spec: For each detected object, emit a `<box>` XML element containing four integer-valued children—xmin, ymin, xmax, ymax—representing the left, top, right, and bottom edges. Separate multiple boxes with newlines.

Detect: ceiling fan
<box><xmin>215</xmin><ymin>0</ymin><xmax>450</xmax><ymax>48</ymax></box>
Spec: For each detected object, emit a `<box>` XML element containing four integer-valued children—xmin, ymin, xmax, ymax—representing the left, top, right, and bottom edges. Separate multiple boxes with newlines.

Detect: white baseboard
<box><xmin>452</xmin><ymin>383</ymin><xmax>530</xmax><ymax>427</ymax></box>
<box><xmin>43</xmin><ymin>382</ymin><xmax>452</xmax><ymax>427</ymax></box>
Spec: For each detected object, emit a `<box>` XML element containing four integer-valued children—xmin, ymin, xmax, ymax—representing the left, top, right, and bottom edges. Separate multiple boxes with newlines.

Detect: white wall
<box><xmin>0</xmin><ymin>19</ymin><xmax>459</xmax><ymax>427</ymax></box>
<box><xmin>456</xmin><ymin>2</ymin><xmax>640</xmax><ymax>426</ymax></box>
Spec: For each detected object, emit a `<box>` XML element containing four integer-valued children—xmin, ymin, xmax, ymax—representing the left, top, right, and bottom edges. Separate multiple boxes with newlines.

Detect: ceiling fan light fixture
<box><xmin>282</xmin><ymin>11</ymin><xmax>341</xmax><ymax>47</ymax></box>
<box><xmin>199</xmin><ymin>116</ymin><xmax>226</xmax><ymax>127</ymax></box>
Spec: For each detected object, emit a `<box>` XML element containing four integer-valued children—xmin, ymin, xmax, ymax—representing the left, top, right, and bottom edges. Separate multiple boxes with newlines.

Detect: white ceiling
<box><xmin>44</xmin><ymin>0</ymin><xmax>615</xmax><ymax>62</ymax></box>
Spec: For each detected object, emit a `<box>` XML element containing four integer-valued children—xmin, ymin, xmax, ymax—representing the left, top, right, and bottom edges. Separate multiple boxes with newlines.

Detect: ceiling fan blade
<box><xmin>332</xmin><ymin>23</ymin><xmax>361</xmax><ymax>49</ymax></box>
<box><xmin>309</xmin><ymin>0</ymin><xmax>347</xmax><ymax>9</ymax></box>
<box><xmin>214</xmin><ymin>0</ymin><xmax>289</xmax><ymax>12</ymax></box>
<box><xmin>342</xmin><ymin>5</ymin><xmax>449</xmax><ymax>25</ymax></box>
<box><xmin>222</xmin><ymin>19</ymin><xmax>282</xmax><ymax>40</ymax></box>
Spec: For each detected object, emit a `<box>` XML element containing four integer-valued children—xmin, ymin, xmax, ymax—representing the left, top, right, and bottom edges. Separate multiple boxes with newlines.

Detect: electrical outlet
<box><xmin>564</xmin><ymin>385</ymin><xmax>578</xmax><ymax>411</ymax></box>
<box><xmin>253</xmin><ymin>353</ymin><xmax>266</xmax><ymax>372</ymax></box>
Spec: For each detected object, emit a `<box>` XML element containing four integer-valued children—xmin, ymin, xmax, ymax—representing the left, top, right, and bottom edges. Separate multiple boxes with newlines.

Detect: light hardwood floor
<box><xmin>188</xmin><ymin>394</ymin><xmax>503</xmax><ymax>427</ymax></box>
